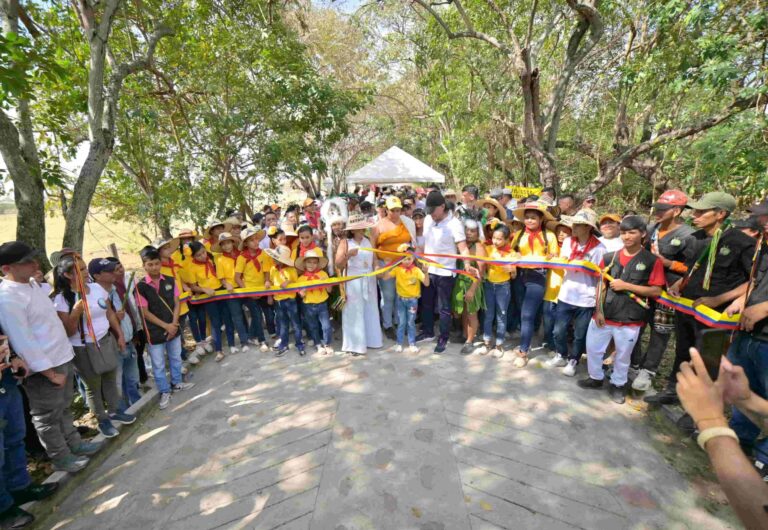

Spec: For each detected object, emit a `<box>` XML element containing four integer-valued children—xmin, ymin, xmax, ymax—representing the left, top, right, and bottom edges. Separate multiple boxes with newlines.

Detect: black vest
<box><xmin>647</xmin><ymin>223</ymin><xmax>694</xmax><ymax>285</ymax></box>
<box><xmin>136</xmin><ymin>275</ymin><xmax>176</xmax><ymax>345</ymax></box>
<box><xmin>603</xmin><ymin>249</ymin><xmax>658</xmax><ymax>324</ymax></box>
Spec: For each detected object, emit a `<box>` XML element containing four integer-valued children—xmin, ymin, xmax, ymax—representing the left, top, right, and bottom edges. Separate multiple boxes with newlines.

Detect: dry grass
<box><xmin>0</xmin><ymin>210</ymin><xmax>149</xmax><ymax>271</ymax></box>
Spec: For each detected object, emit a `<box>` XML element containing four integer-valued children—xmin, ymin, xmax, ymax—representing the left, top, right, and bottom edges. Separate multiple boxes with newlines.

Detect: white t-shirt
<box><xmin>599</xmin><ymin>236</ymin><xmax>624</xmax><ymax>253</ymax></box>
<box><xmin>423</xmin><ymin>212</ymin><xmax>466</xmax><ymax>277</ymax></box>
<box><xmin>557</xmin><ymin>236</ymin><xmax>607</xmax><ymax>308</ymax></box>
<box><xmin>54</xmin><ymin>282</ymin><xmax>111</xmax><ymax>346</ymax></box>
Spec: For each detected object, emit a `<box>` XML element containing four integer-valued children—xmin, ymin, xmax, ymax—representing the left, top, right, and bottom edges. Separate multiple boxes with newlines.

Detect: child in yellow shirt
<box><xmin>265</xmin><ymin>245</ymin><xmax>304</xmax><ymax>357</ymax></box>
<box><xmin>296</xmin><ymin>248</ymin><xmax>333</xmax><ymax>355</ymax></box>
<box><xmin>383</xmin><ymin>244</ymin><xmax>429</xmax><ymax>353</ymax></box>
<box><xmin>480</xmin><ymin>223</ymin><xmax>515</xmax><ymax>358</ymax></box>
<box><xmin>213</xmin><ymin>232</ymin><xmax>250</xmax><ymax>354</ymax></box>
<box><xmin>235</xmin><ymin>227</ymin><xmax>272</xmax><ymax>352</ymax></box>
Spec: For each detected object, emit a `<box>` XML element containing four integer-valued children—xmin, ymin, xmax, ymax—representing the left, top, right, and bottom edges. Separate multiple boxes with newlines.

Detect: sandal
<box><xmin>511</xmin><ymin>348</ymin><xmax>528</xmax><ymax>368</ymax></box>
<box><xmin>215</xmin><ymin>351</ymin><xmax>225</xmax><ymax>362</ymax></box>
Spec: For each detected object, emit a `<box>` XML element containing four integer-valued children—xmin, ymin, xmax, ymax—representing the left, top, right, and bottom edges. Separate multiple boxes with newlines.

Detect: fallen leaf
<box><xmin>411</xmin><ymin>507</ymin><xmax>422</xmax><ymax>518</ymax></box>
<box><xmin>479</xmin><ymin>501</ymin><xmax>493</xmax><ymax>511</ymax></box>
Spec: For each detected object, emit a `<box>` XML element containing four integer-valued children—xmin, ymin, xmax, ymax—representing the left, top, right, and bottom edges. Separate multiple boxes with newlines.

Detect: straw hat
<box><xmin>513</xmin><ymin>201</ymin><xmax>555</xmax><ymax>223</ymax></box>
<box><xmin>153</xmin><ymin>237</ymin><xmax>180</xmax><ymax>253</ymax></box>
<box><xmin>396</xmin><ymin>243</ymin><xmax>414</xmax><ymax>253</ymax></box>
<box><xmin>294</xmin><ymin>247</ymin><xmax>328</xmax><ymax>271</ymax></box>
<box><xmin>177</xmin><ymin>229</ymin><xmax>200</xmax><ymax>241</ymax></box>
<box><xmin>211</xmin><ymin>232</ymin><xmax>239</xmax><ymax>253</ymax></box>
<box><xmin>239</xmin><ymin>227</ymin><xmax>266</xmax><ymax>250</ymax></box>
<box><xmin>345</xmin><ymin>212</ymin><xmax>375</xmax><ymax>231</ymax></box>
<box><xmin>444</xmin><ymin>188</ymin><xmax>457</xmax><ymax>199</ymax></box>
<box><xmin>205</xmin><ymin>220</ymin><xmax>233</xmax><ymax>239</ymax></box>
<box><xmin>546</xmin><ymin>215</ymin><xmax>574</xmax><ymax>232</ymax></box>
<box><xmin>570</xmin><ymin>208</ymin><xmax>600</xmax><ymax>232</ymax></box>
<box><xmin>265</xmin><ymin>245</ymin><xmax>294</xmax><ymax>267</ymax></box>
<box><xmin>480</xmin><ymin>197</ymin><xmax>507</xmax><ymax>222</ymax></box>
<box><xmin>280</xmin><ymin>222</ymin><xmax>298</xmax><ymax>238</ymax></box>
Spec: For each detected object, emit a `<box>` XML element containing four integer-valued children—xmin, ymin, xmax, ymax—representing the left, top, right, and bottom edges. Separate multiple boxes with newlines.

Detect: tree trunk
<box><xmin>62</xmin><ymin>141</ymin><xmax>111</xmax><ymax>250</ymax></box>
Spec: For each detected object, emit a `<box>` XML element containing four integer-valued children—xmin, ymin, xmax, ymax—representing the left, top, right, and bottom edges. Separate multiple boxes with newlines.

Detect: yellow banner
<box><xmin>506</xmin><ymin>185</ymin><xmax>543</xmax><ymax>200</ymax></box>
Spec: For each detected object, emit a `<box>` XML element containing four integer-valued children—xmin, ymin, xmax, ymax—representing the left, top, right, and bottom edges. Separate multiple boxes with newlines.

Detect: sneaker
<box><xmin>324</xmin><ymin>345</ymin><xmax>334</xmax><ymax>355</ymax></box>
<box><xmin>229</xmin><ymin>346</ymin><xmax>240</xmax><ymax>354</ymax></box>
<box><xmin>247</xmin><ymin>338</ymin><xmax>260</xmax><ymax>346</ymax></box>
<box><xmin>545</xmin><ymin>353</ymin><xmax>567</xmax><ymax>368</ymax></box>
<box><xmin>52</xmin><ymin>454</ymin><xmax>89</xmax><ymax>473</ymax></box>
<box><xmin>562</xmin><ymin>359</ymin><xmax>578</xmax><ymax>377</ymax></box>
<box><xmin>608</xmin><ymin>384</ymin><xmax>626</xmax><ymax>404</ymax></box>
<box><xmin>628</xmin><ymin>365</ymin><xmax>640</xmax><ymax>381</ymax></box>
<box><xmin>71</xmin><ymin>440</ymin><xmax>103</xmax><ymax>456</ymax></box>
<box><xmin>407</xmin><ymin>345</ymin><xmax>419</xmax><ymax>354</ymax></box>
<box><xmin>181</xmin><ymin>364</ymin><xmax>189</xmax><ymax>375</ymax></box>
<box><xmin>460</xmin><ymin>342</ymin><xmax>474</xmax><ymax>355</ymax></box>
<box><xmin>434</xmin><ymin>338</ymin><xmax>447</xmax><ymax>354</ymax></box>
<box><xmin>187</xmin><ymin>352</ymin><xmax>200</xmax><ymax>365</ymax></box>
<box><xmin>273</xmin><ymin>338</ymin><xmax>283</xmax><ymax>349</ymax></box>
<box><xmin>240</xmin><ymin>345</ymin><xmax>250</xmax><ymax>353</ymax></box>
<box><xmin>159</xmin><ymin>392</ymin><xmax>171</xmax><ymax>409</ymax></box>
<box><xmin>202</xmin><ymin>342</ymin><xmax>214</xmax><ymax>353</ymax></box>
<box><xmin>491</xmin><ymin>347</ymin><xmax>505</xmax><ymax>359</ymax></box>
<box><xmin>475</xmin><ymin>342</ymin><xmax>490</xmax><ymax>355</ymax></box>
<box><xmin>260</xmin><ymin>342</ymin><xmax>270</xmax><ymax>353</ymax></box>
<box><xmin>0</xmin><ymin>505</ymin><xmax>34</xmax><ymax>527</ymax></box>
<box><xmin>173</xmin><ymin>382</ymin><xmax>195</xmax><ymax>392</ymax></box>
<box><xmin>275</xmin><ymin>347</ymin><xmax>288</xmax><ymax>357</ymax></box>
<box><xmin>194</xmin><ymin>344</ymin><xmax>206</xmax><ymax>356</ymax></box>
<box><xmin>298</xmin><ymin>347</ymin><xmax>306</xmax><ymax>356</ymax></box>
<box><xmin>632</xmin><ymin>369</ymin><xmax>655</xmax><ymax>392</ymax></box>
<box><xmin>97</xmin><ymin>419</ymin><xmax>119</xmax><ymax>438</ymax></box>
<box><xmin>10</xmin><ymin>482</ymin><xmax>58</xmax><ymax>505</ymax></box>
<box><xmin>577</xmin><ymin>377</ymin><xmax>604</xmax><ymax>389</ymax></box>
<box><xmin>394</xmin><ymin>345</ymin><xmax>403</xmax><ymax>353</ymax></box>
<box><xmin>108</xmin><ymin>412</ymin><xmax>136</xmax><ymax>425</ymax></box>
<box><xmin>643</xmin><ymin>387</ymin><xmax>678</xmax><ymax>405</ymax></box>
<box><xmin>415</xmin><ymin>332</ymin><xmax>435</xmax><ymax>343</ymax></box>
<box><xmin>753</xmin><ymin>460</ymin><xmax>768</xmax><ymax>482</ymax></box>
<box><xmin>215</xmin><ymin>351</ymin><xmax>225</xmax><ymax>362</ymax></box>
<box><xmin>512</xmin><ymin>353</ymin><xmax>528</xmax><ymax>368</ymax></box>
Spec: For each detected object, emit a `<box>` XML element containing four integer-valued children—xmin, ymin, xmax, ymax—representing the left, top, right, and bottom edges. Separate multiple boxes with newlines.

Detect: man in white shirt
<box><xmin>0</xmin><ymin>242</ymin><xmax>101</xmax><ymax>474</ymax></box>
<box><xmin>417</xmin><ymin>191</ymin><xmax>478</xmax><ymax>353</ymax></box>
<box><xmin>543</xmin><ymin>211</ymin><xmax>607</xmax><ymax>377</ymax></box>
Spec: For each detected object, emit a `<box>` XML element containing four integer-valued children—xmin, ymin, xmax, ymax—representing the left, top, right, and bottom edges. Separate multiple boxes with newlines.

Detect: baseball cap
<box><xmin>385</xmin><ymin>196</ymin><xmax>403</xmax><ymax>210</ymax></box>
<box><xmin>599</xmin><ymin>213</ymin><xmax>621</xmax><ymax>225</ymax></box>
<box><xmin>502</xmin><ymin>188</ymin><xmax>513</xmax><ymax>197</ymax></box>
<box><xmin>687</xmin><ymin>192</ymin><xmax>737</xmax><ymax>213</ymax></box>
<box><xmin>489</xmin><ymin>188</ymin><xmax>503</xmax><ymax>200</ymax></box>
<box><xmin>88</xmin><ymin>257</ymin><xmax>118</xmax><ymax>277</ymax></box>
<box><xmin>0</xmin><ymin>241</ymin><xmax>38</xmax><ymax>266</ymax></box>
<box><xmin>376</xmin><ymin>198</ymin><xmax>386</xmax><ymax>208</ymax></box>
<box><xmin>733</xmin><ymin>216</ymin><xmax>761</xmax><ymax>231</ymax></box>
<box><xmin>412</xmin><ymin>208</ymin><xmax>426</xmax><ymax>218</ymax></box>
<box><xmin>747</xmin><ymin>198</ymin><xmax>768</xmax><ymax>216</ymax></box>
<box><xmin>653</xmin><ymin>189</ymin><xmax>689</xmax><ymax>210</ymax></box>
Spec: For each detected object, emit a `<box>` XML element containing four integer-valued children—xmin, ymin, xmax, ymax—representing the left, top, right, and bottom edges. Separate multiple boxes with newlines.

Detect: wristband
<box><xmin>697</xmin><ymin>427</ymin><xmax>738</xmax><ymax>450</ymax></box>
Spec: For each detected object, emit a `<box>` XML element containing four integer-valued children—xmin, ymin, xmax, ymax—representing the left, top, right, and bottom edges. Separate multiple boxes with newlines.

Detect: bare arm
<box><xmin>335</xmin><ymin>239</ymin><xmax>349</xmax><ymax>271</ymax></box>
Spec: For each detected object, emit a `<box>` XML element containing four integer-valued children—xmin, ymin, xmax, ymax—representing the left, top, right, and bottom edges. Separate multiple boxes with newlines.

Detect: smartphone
<box><xmin>699</xmin><ymin>329</ymin><xmax>730</xmax><ymax>379</ymax></box>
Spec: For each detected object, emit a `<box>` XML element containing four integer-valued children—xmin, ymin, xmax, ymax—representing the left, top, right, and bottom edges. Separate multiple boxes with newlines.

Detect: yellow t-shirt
<box><xmin>486</xmin><ymin>246</ymin><xmax>514</xmax><ymax>284</ymax></box>
<box><xmin>188</xmin><ymin>260</ymin><xmax>221</xmax><ymax>291</ymax></box>
<box><xmin>291</xmin><ymin>243</ymin><xmax>325</xmax><ymax>261</ymax></box>
<box><xmin>544</xmin><ymin>268</ymin><xmax>564</xmax><ymax>303</ymax></box>
<box><xmin>270</xmin><ymin>266</ymin><xmax>298</xmax><ymax>301</ymax></box>
<box><xmin>392</xmin><ymin>265</ymin><xmax>425</xmax><ymax>298</ymax></box>
<box><xmin>215</xmin><ymin>253</ymin><xmax>238</xmax><ymax>284</ymax></box>
<box><xmin>514</xmin><ymin>229</ymin><xmax>559</xmax><ymax>257</ymax></box>
<box><xmin>235</xmin><ymin>251</ymin><xmax>273</xmax><ymax>290</ymax></box>
<box><xmin>160</xmin><ymin>255</ymin><xmax>189</xmax><ymax>316</ymax></box>
<box><xmin>299</xmin><ymin>270</ymin><xmax>330</xmax><ymax>304</ymax></box>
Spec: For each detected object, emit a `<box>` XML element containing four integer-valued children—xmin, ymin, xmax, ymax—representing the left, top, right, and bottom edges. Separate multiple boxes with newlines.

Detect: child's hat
<box><xmin>265</xmin><ymin>245</ymin><xmax>294</xmax><ymax>267</ymax></box>
<box><xmin>295</xmin><ymin>247</ymin><xmax>328</xmax><ymax>271</ymax></box>
<box><xmin>211</xmin><ymin>232</ymin><xmax>239</xmax><ymax>253</ymax></box>
<box><xmin>239</xmin><ymin>227</ymin><xmax>266</xmax><ymax>250</ymax></box>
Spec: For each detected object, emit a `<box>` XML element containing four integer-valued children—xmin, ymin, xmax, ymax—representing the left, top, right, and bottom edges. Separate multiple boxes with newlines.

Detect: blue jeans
<box><xmin>553</xmin><ymin>301</ymin><xmax>593</xmax><ymax>360</ymax></box>
<box><xmin>421</xmin><ymin>274</ymin><xmax>456</xmax><ymax>341</ymax></box>
<box><xmin>260</xmin><ymin>297</ymin><xmax>276</xmax><ymax>335</ymax></box>
<box><xmin>542</xmin><ymin>301</ymin><xmax>557</xmax><ymax>349</ymax></box>
<box><xmin>243</xmin><ymin>298</ymin><xmax>266</xmax><ymax>343</ymax></box>
<box><xmin>202</xmin><ymin>300</ymin><xmax>225</xmax><ymax>351</ymax></box>
<box><xmin>117</xmin><ymin>342</ymin><xmax>141</xmax><ymax>411</ymax></box>
<box><xmin>147</xmin><ymin>336</ymin><xmax>183</xmax><ymax>395</ymax></box>
<box><xmin>276</xmin><ymin>298</ymin><xmax>304</xmax><ymax>350</ymax></box>
<box><xmin>187</xmin><ymin>303</ymin><xmax>207</xmax><ymax>343</ymax></box>
<box><xmin>506</xmin><ymin>278</ymin><xmax>520</xmax><ymax>334</ymax></box>
<box><xmin>483</xmin><ymin>281</ymin><xmax>511</xmax><ymax>343</ymax></box>
<box><xmin>513</xmin><ymin>270</ymin><xmax>547</xmax><ymax>353</ymax></box>
<box><xmin>0</xmin><ymin>380</ymin><xmax>31</xmax><ymax>512</ymax></box>
<box><xmin>396</xmin><ymin>297</ymin><xmax>418</xmax><ymax>345</ymax></box>
<box><xmin>728</xmin><ymin>332</ymin><xmax>768</xmax><ymax>464</ymax></box>
<box><xmin>224</xmin><ymin>298</ymin><xmax>249</xmax><ymax>347</ymax></box>
<box><xmin>379</xmin><ymin>276</ymin><xmax>398</xmax><ymax>329</ymax></box>
<box><xmin>304</xmin><ymin>302</ymin><xmax>332</xmax><ymax>347</ymax></box>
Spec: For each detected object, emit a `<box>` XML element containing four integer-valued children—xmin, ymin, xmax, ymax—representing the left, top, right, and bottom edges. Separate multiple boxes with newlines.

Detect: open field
<box><xmin>0</xmin><ymin>210</ymin><xmax>149</xmax><ymax>271</ymax></box>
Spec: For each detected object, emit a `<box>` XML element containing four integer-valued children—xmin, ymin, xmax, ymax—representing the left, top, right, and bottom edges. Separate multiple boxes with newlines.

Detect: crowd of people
<box><xmin>1</xmin><ymin>183</ymin><xmax>768</xmax><ymax>527</ymax></box>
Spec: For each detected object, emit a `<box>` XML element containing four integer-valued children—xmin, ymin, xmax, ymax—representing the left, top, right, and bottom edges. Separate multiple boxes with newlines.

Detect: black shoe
<box><xmin>415</xmin><ymin>332</ymin><xmax>435</xmax><ymax>343</ymax></box>
<box><xmin>643</xmin><ymin>387</ymin><xmax>678</xmax><ymax>405</ymax></box>
<box><xmin>275</xmin><ymin>348</ymin><xmax>288</xmax><ymax>357</ymax></box>
<box><xmin>434</xmin><ymin>338</ymin><xmax>447</xmax><ymax>354</ymax></box>
<box><xmin>460</xmin><ymin>342</ymin><xmax>474</xmax><ymax>355</ymax></box>
<box><xmin>11</xmin><ymin>483</ymin><xmax>58</xmax><ymax>506</ymax></box>
<box><xmin>0</xmin><ymin>505</ymin><xmax>34</xmax><ymax>528</ymax></box>
<box><xmin>298</xmin><ymin>348</ymin><xmax>306</xmax><ymax>356</ymax></box>
<box><xmin>383</xmin><ymin>328</ymin><xmax>396</xmax><ymax>341</ymax></box>
<box><xmin>608</xmin><ymin>384</ymin><xmax>626</xmax><ymax>404</ymax></box>
<box><xmin>577</xmin><ymin>377</ymin><xmax>604</xmax><ymax>389</ymax></box>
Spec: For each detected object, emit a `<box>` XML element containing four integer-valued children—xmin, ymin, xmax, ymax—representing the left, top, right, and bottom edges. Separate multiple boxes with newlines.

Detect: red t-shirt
<box><xmin>600</xmin><ymin>249</ymin><xmax>665</xmax><ymax>326</ymax></box>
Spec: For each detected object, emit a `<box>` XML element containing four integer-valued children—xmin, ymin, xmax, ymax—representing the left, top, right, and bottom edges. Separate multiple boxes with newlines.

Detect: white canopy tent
<box><xmin>345</xmin><ymin>146</ymin><xmax>446</xmax><ymax>185</ymax></box>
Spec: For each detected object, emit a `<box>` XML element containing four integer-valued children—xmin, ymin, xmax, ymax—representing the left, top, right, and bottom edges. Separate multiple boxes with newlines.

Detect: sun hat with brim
<box><xmin>444</xmin><ymin>189</ymin><xmax>457</xmax><ymax>198</ymax></box>
<box><xmin>295</xmin><ymin>247</ymin><xmax>328</xmax><ymax>271</ymax></box>
<box><xmin>480</xmin><ymin>198</ymin><xmax>508</xmax><ymax>222</ymax></box>
<box><xmin>687</xmin><ymin>192</ymin><xmax>737</xmax><ymax>213</ymax></box>
<box><xmin>570</xmin><ymin>208</ymin><xmax>600</xmax><ymax>232</ymax></box>
<box><xmin>345</xmin><ymin>212</ymin><xmax>375</xmax><ymax>231</ymax></box>
<box><xmin>280</xmin><ymin>222</ymin><xmax>298</xmax><ymax>238</ymax></box>
<box><xmin>239</xmin><ymin>227</ymin><xmax>266</xmax><ymax>250</ymax></box>
<box><xmin>177</xmin><ymin>229</ymin><xmax>200</xmax><ymax>240</ymax></box>
<box><xmin>396</xmin><ymin>243</ymin><xmax>415</xmax><ymax>253</ymax></box>
<box><xmin>513</xmin><ymin>201</ymin><xmax>555</xmax><ymax>223</ymax></box>
<box><xmin>205</xmin><ymin>220</ymin><xmax>233</xmax><ymax>239</ymax></box>
<box><xmin>546</xmin><ymin>215</ymin><xmax>574</xmax><ymax>232</ymax></box>
<box><xmin>653</xmin><ymin>189</ymin><xmax>689</xmax><ymax>210</ymax></box>
<box><xmin>154</xmin><ymin>237</ymin><xmax>180</xmax><ymax>254</ymax></box>
<box><xmin>211</xmin><ymin>232</ymin><xmax>239</xmax><ymax>253</ymax></box>
<box><xmin>265</xmin><ymin>245</ymin><xmax>294</xmax><ymax>267</ymax></box>
<box><xmin>598</xmin><ymin>213</ymin><xmax>621</xmax><ymax>225</ymax></box>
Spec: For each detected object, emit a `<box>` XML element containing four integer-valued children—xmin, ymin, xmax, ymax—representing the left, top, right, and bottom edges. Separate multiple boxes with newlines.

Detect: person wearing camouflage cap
<box><xmin>647</xmin><ymin>191</ymin><xmax>756</xmax><ymax>406</ymax></box>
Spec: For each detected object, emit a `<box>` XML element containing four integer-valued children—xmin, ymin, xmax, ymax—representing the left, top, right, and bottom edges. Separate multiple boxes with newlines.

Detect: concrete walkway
<box><xmin>47</xmin><ymin>338</ymin><xmax>736</xmax><ymax>530</ymax></box>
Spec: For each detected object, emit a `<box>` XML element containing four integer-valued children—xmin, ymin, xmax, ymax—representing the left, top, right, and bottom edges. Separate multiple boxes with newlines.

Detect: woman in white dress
<box><xmin>336</xmin><ymin>213</ymin><xmax>383</xmax><ymax>355</ymax></box>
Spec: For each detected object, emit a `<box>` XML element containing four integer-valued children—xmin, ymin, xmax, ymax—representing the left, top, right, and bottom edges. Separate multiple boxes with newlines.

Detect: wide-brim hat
<box><xmin>211</xmin><ymin>232</ymin><xmax>239</xmax><ymax>253</ymax></box>
<box><xmin>280</xmin><ymin>222</ymin><xmax>298</xmax><ymax>238</ymax></box>
<box><xmin>570</xmin><ymin>208</ymin><xmax>600</xmax><ymax>232</ymax></box>
<box><xmin>295</xmin><ymin>248</ymin><xmax>328</xmax><ymax>271</ymax></box>
<box><xmin>513</xmin><ymin>201</ymin><xmax>555</xmax><ymax>223</ymax></box>
<box><xmin>239</xmin><ymin>227</ymin><xmax>266</xmax><ymax>250</ymax></box>
<box><xmin>265</xmin><ymin>245</ymin><xmax>294</xmax><ymax>267</ymax></box>
<box><xmin>480</xmin><ymin>198</ymin><xmax>507</xmax><ymax>222</ymax></box>
<box><xmin>154</xmin><ymin>237</ymin><xmax>180</xmax><ymax>253</ymax></box>
<box><xmin>546</xmin><ymin>215</ymin><xmax>574</xmax><ymax>232</ymax></box>
<box><xmin>345</xmin><ymin>212</ymin><xmax>375</xmax><ymax>231</ymax></box>
<box><xmin>205</xmin><ymin>220</ymin><xmax>233</xmax><ymax>239</ymax></box>
<box><xmin>177</xmin><ymin>229</ymin><xmax>200</xmax><ymax>241</ymax></box>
